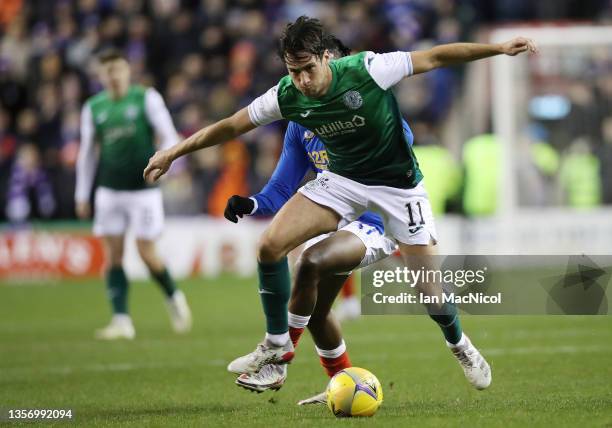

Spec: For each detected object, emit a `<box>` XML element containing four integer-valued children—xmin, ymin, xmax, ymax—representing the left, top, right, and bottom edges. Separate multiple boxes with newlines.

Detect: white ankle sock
<box><xmin>113</xmin><ymin>314</ymin><xmax>132</xmax><ymax>325</ymax></box>
<box><xmin>265</xmin><ymin>332</ymin><xmax>290</xmax><ymax>346</ymax></box>
<box><xmin>315</xmin><ymin>340</ymin><xmax>346</xmax><ymax>359</ymax></box>
<box><xmin>447</xmin><ymin>333</ymin><xmax>467</xmax><ymax>349</ymax></box>
<box><xmin>288</xmin><ymin>312</ymin><xmax>311</xmax><ymax>328</ymax></box>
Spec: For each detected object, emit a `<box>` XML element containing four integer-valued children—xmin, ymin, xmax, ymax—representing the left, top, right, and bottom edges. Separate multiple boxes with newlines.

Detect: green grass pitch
<box><xmin>1</xmin><ymin>276</ymin><xmax>611</xmax><ymax>427</ymax></box>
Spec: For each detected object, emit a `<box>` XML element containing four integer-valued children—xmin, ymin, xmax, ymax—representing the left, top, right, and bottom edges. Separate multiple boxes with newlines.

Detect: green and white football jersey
<box><xmin>75</xmin><ymin>85</ymin><xmax>178</xmax><ymax>203</ymax></box>
<box><xmin>248</xmin><ymin>51</ymin><xmax>422</xmax><ymax>189</ymax></box>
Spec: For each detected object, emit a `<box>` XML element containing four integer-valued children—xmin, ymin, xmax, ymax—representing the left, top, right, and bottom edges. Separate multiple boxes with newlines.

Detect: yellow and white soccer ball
<box><xmin>326</xmin><ymin>367</ymin><xmax>383</xmax><ymax>417</ymax></box>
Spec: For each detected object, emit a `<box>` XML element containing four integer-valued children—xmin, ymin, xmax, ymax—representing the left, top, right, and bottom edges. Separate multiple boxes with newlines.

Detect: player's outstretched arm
<box><xmin>410</xmin><ymin>37</ymin><xmax>538</xmax><ymax>75</ymax></box>
<box><xmin>143</xmin><ymin>107</ymin><xmax>256</xmax><ymax>182</ymax></box>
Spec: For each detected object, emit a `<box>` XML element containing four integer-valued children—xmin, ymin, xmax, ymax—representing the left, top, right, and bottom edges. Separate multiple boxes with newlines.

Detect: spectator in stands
<box><xmin>559</xmin><ymin>138</ymin><xmax>602</xmax><ymax>208</ymax></box>
<box><xmin>5</xmin><ymin>143</ymin><xmax>56</xmax><ymax>223</ymax></box>
<box><xmin>462</xmin><ymin>134</ymin><xmax>500</xmax><ymax>216</ymax></box>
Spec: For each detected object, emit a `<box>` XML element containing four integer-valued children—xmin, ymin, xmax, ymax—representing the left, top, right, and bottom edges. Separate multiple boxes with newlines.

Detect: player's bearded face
<box><xmin>99</xmin><ymin>59</ymin><xmax>131</xmax><ymax>97</ymax></box>
<box><xmin>285</xmin><ymin>51</ymin><xmax>332</xmax><ymax>98</ymax></box>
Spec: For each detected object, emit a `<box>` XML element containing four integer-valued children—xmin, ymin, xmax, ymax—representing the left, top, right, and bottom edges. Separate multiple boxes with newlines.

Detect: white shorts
<box><xmin>93</xmin><ymin>187</ymin><xmax>164</xmax><ymax>240</ymax></box>
<box><xmin>298</xmin><ymin>171</ymin><xmax>437</xmax><ymax>245</ymax></box>
<box><xmin>303</xmin><ymin>220</ymin><xmax>398</xmax><ymax>271</ymax></box>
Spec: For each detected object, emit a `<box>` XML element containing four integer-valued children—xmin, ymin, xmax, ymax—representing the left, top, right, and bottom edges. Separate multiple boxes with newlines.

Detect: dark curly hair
<box><xmin>278</xmin><ymin>16</ymin><xmax>351</xmax><ymax>62</ymax></box>
<box><xmin>277</xmin><ymin>16</ymin><xmax>327</xmax><ymax>62</ymax></box>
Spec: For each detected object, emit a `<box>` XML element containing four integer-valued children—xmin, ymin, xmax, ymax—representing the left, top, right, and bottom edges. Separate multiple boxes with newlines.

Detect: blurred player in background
<box><xmin>75</xmin><ymin>49</ymin><xmax>191</xmax><ymax>340</ymax></box>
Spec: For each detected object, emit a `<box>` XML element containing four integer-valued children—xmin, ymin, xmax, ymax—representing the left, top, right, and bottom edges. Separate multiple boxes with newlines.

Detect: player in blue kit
<box><xmin>222</xmin><ymin>37</ymin><xmax>410</xmax><ymax>401</ymax></box>
<box><xmin>225</xmin><ymin>120</ymin><xmax>412</xmax><ymax>396</ymax></box>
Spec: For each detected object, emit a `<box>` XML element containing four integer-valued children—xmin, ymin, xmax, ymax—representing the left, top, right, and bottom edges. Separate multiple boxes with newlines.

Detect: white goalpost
<box><xmin>490</xmin><ymin>25</ymin><xmax>612</xmax><ymax>216</ymax></box>
<box><xmin>432</xmin><ymin>26</ymin><xmax>612</xmax><ymax>255</ymax></box>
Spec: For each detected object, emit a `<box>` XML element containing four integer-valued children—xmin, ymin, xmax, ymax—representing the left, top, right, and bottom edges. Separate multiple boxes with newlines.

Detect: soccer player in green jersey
<box><xmin>76</xmin><ymin>49</ymin><xmax>192</xmax><ymax>340</ymax></box>
<box><xmin>144</xmin><ymin>17</ymin><xmax>536</xmax><ymax>387</ymax></box>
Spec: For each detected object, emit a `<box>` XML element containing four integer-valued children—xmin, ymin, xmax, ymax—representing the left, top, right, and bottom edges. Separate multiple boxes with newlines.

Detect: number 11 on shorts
<box><xmin>405</xmin><ymin>201</ymin><xmax>425</xmax><ymax>233</ymax></box>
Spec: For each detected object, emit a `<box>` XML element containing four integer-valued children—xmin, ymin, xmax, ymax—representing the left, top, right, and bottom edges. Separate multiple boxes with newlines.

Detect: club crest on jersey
<box><xmin>303</xmin><ymin>130</ymin><xmax>315</xmax><ymax>141</ymax></box>
<box><xmin>96</xmin><ymin>111</ymin><xmax>108</xmax><ymax>124</ymax></box>
<box><xmin>124</xmin><ymin>105</ymin><xmax>139</xmax><ymax>120</ymax></box>
<box><xmin>342</xmin><ymin>90</ymin><xmax>363</xmax><ymax>110</ymax></box>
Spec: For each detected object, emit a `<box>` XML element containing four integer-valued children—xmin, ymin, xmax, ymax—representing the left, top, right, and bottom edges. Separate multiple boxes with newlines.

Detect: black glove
<box><xmin>224</xmin><ymin>195</ymin><xmax>255</xmax><ymax>223</ymax></box>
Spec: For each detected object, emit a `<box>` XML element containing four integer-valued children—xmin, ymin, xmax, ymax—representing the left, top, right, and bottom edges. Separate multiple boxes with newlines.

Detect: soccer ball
<box><xmin>326</xmin><ymin>367</ymin><xmax>383</xmax><ymax>417</ymax></box>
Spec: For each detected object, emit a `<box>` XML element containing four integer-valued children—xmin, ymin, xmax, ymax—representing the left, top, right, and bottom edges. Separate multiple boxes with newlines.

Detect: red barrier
<box><xmin>0</xmin><ymin>232</ymin><xmax>105</xmax><ymax>280</ymax></box>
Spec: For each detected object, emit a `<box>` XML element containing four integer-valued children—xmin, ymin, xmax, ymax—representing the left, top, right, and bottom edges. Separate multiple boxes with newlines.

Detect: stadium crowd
<box><xmin>0</xmin><ymin>0</ymin><xmax>611</xmax><ymax>223</ymax></box>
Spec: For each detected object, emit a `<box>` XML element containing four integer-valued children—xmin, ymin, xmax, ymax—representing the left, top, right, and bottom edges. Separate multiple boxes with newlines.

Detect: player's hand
<box><xmin>500</xmin><ymin>37</ymin><xmax>538</xmax><ymax>56</ymax></box>
<box><xmin>224</xmin><ymin>195</ymin><xmax>255</xmax><ymax>223</ymax></box>
<box><xmin>144</xmin><ymin>149</ymin><xmax>173</xmax><ymax>182</ymax></box>
<box><xmin>76</xmin><ymin>202</ymin><xmax>91</xmax><ymax>219</ymax></box>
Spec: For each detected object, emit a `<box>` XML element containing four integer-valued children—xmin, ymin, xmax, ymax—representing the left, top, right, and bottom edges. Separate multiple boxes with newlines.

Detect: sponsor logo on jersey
<box><xmin>342</xmin><ymin>90</ymin><xmax>363</xmax><ymax>110</ymax></box>
<box><xmin>300</xmin><ymin>109</ymin><xmax>313</xmax><ymax>118</ymax></box>
<box><xmin>103</xmin><ymin>124</ymin><xmax>137</xmax><ymax>144</ymax></box>
<box><xmin>307</xmin><ymin>149</ymin><xmax>329</xmax><ymax>170</ymax></box>
<box><xmin>125</xmin><ymin>105</ymin><xmax>139</xmax><ymax>120</ymax></box>
<box><xmin>314</xmin><ymin>115</ymin><xmax>366</xmax><ymax>138</ymax></box>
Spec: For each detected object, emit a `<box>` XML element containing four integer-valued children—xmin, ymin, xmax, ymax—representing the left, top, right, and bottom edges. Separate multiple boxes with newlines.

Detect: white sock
<box><xmin>265</xmin><ymin>332</ymin><xmax>290</xmax><ymax>346</ymax></box>
<box><xmin>112</xmin><ymin>313</ymin><xmax>132</xmax><ymax>324</ymax></box>
<box><xmin>316</xmin><ymin>340</ymin><xmax>346</xmax><ymax>359</ymax></box>
<box><xmin>446</xmin><ymin>333</ymin><xmax>467</xmax><ymax>349</ymax></box>
<box><xmin>288</xmin><ymin>312</ymin><xmax>311</xmax><ymax>329</ymax></box>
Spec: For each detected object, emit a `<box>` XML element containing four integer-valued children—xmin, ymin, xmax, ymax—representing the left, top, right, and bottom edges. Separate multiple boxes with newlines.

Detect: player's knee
<box><xmin>104</xmin><ymin>238</ymin><xmax>124</xmax><ymax>267</ymax></box>
<box><xmin>295</xmin><ymin>248</ymin><xmax>324</xmax><ymax>279</ymax></box>
<box><xmin>107</xmin><ymin>251</ymin><xmax>123</xmax><ymax>267</ymax></box>
<box><xmin>257</xmin><ymin>234</ymin><xmax>287</xmax><ymax>263</ymax></box>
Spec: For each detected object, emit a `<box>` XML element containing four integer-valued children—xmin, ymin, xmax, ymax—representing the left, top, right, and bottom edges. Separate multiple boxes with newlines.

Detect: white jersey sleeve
<box><xmin>145</xmin><ymin>87</ymin><xmax>180</xmax><ymax>150</ymax></box>
<box><xmin>363</xmin><ymin>51</ymin><xmax>414</xmax><ymax>90</ymax></box>
<box><xmin>75</xmin><ymin>103</ymin><xmax>97</xmax><ymax>204</ymax></box>
<box><xmin>247</xmin><ymin>84</ymin><xmax>283</xmax><ymax>126</ymax></box>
